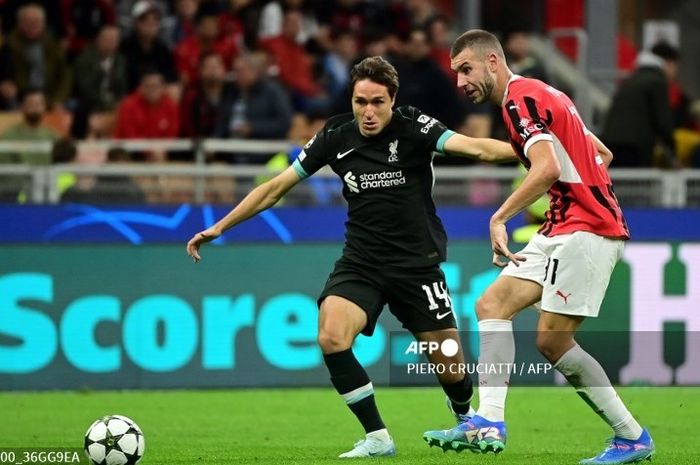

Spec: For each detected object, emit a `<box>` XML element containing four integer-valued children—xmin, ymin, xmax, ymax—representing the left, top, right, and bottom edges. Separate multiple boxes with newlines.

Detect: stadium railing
<box><xmin>1</xmin><ymin>139</ymin><xmax>699</xmax><ymax>207</ymax></box>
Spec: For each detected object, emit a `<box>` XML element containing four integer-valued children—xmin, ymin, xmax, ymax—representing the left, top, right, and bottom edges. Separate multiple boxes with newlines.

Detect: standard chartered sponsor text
<box><xmin>359</xmin><ymin>170</ymin><xmax>406</xmax><ymax>189</ymax></box>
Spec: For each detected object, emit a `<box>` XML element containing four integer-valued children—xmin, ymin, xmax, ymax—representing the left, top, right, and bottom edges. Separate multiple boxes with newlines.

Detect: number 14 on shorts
<box><xmin>421</xmin><ymin>281</ymin><xmax>452</xmax><ymax>310</ymax></box>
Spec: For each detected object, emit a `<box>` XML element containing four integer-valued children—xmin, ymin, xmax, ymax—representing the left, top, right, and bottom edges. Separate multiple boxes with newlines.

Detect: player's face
<box><xmin>451</xmin><ymin>48</ymin><xmax>496</xmax><ymax>104</ymax></box>
<box><xmin>352</xmin><ymin>79</ymin><xmax>395</xmax><ymax>137</ymax></box>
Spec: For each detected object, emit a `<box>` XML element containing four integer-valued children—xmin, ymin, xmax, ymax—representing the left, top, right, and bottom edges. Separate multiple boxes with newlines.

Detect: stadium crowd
<box><xmin>0</xmin><ymin>1</ymin><xmax>488</xmax><ymax>157</ymax></box>
<box><xmin>1</xmin><ymin>0</ymin><xmax>699</xmax><ymax>203</ymax></box>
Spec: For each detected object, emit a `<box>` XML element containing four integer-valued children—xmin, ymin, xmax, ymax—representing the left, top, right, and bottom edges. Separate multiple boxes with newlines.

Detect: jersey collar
<box><xmin>501</xmin><ymin>73</ymin><xmax>522</xmax><ymax>107</ymax></box>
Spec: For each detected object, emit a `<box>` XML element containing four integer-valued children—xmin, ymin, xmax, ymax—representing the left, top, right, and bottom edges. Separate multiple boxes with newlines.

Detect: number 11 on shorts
<box><xmin>543</xmin><ymin>258</ymin><xmax>560</xmax><ymax>285</ymax></box>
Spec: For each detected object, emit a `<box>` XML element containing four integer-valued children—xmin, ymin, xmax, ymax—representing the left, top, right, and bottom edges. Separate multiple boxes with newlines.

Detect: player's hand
<box><xmin>489</xmin><ymin>220</ymin><xmax>526</xmax><ymax>268</ymax></box>
<box><xmin>186</xmin><ymin>227</ymin><xmax>221</xmax><ymax>263</ymax></box>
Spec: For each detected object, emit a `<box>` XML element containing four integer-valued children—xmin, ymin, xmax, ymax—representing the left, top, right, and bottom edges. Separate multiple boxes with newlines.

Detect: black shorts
<box><xmin>318</xmin><ymin>257</ymin><xmax>457</xmax><ymax>336</ymax></box>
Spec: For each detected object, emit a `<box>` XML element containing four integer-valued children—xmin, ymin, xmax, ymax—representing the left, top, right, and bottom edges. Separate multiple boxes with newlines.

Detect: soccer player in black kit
<box><xmin>187</xmin><ymin>56</ymin><xmax>517</xmax><ymax>458</ymax></box>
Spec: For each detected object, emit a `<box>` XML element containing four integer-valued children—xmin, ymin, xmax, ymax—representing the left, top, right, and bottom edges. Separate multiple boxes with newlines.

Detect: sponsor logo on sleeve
<box><xmin>420</xmin><ymin>118</ymin><xmax>438</xmax><ymax>134</ymax></box>
<box><xmin>303</xmin><ymin>134</ymin><xmax>317</xmax><ymax>149</ymax></box>
<box><xmin>518</xmin><ymin>121</ymin><xmax>545</xmax><ymax>139</ymax></box>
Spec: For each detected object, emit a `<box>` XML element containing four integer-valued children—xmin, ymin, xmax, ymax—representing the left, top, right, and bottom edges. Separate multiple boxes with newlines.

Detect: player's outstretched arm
<box><xmin>442</xmin><ymin>133</ymin><xmax>517</xmax><ymax>163</ymax></box>
<box><xmin>489</xmin><ymin>140</ymin><xmax>560</xmax><ymax>267</ymax></box>
<box><xmin>588</xmin><ymin>132</ymin><xmax>613</xmax><ymax>168</ymax></box>
<box><xmin>186</xmin><ymin>166</ymin><xmax>302</xmax><ymax>262</ymax></box>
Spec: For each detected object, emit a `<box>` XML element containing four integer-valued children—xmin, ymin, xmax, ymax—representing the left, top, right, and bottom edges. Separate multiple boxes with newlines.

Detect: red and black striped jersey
<box><xmin>501</xmin><ymin>75</ymin><xmax>629</xmax><ymax>239</ymax></box>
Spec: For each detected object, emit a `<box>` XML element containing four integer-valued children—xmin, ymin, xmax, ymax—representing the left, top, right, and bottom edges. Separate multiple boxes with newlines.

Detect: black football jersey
<box><xmin>292</xmin><ymin>106</ymin><xmax>455</xmax><ymax>267</ymax></box>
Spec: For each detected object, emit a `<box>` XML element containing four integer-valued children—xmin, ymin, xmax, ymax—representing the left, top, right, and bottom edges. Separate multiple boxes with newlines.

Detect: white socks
<box><xmin>367</xmin><ymin>428</ymin><xmax>391</xmax><ymax>442</ymax></box>
<box><xmin>474</xmin><ymin>319</ymin><xmax>642</xmax><ymax>440</ymax></box>
<box><xmin>555</xmin><ymin>344</ymin><xmax>643</xmax><ymax>440</ymax></box>
<box><xmin>475</xmin><ymin>319</ymin><xmax>514</xmax><ymax>422</ymax></box>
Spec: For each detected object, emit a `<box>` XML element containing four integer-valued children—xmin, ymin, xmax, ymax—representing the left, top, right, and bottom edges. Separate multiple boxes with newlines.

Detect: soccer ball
<box><xmin>84</xmin><ymin>415</ymin><xmax>145</xmax><ymax>465</ymax></box>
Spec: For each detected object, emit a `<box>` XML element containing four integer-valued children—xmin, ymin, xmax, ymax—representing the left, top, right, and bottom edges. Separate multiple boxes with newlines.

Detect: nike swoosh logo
<box><xmin>368</xmin><ymin>448</ymin><xmax>394</xmax><ymax>457</ymax></box>
<box><xmin>436</xmin><ymin>311</ymin><xmax>453</xmax><ymax>320</ymax></box>
<box><xmin>337</xmin><ymin>148</ymin><xmax>355</xmax><ymax>159</ymax></box>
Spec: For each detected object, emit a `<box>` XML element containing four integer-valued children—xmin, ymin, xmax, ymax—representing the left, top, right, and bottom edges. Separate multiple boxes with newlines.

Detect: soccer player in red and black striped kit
<box><xmin>423</xmin><ymin>30</ymin><xmax>654</xmax><ymax>465</ymax></box>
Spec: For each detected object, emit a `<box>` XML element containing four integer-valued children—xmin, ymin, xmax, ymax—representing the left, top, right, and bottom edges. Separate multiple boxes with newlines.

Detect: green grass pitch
<box><xmin>1</xmin><ymin>387</ymin><xmax>698</xmax><ymax>464</ymax></box>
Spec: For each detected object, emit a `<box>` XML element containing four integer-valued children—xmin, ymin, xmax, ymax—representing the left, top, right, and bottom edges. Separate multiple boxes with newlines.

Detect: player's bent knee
<box><xmin>535</xmin><ymin>333</ymin><xmax>568</xmax><ymax>363</ymax></box>
<box><xmin>317</xmin><ymin>297</ymin><xmax>366</xmax><ymax>353</ymax></box>
<box><xmin>476</xmin><ymin>294</ymin><xmax>501</xmax><ymax>320</ymax></box>
<box><xmin>535</xmin><ymin>340</ymin><xmax>557</xmax><ymax>363</ymax></box>
<box><xmin>317</xmin><ymin>314</ymin><xmax>356</xmax><ymax>353</ymax></box>
<box><xmin>317</xmin><ymin>329</ymin><xmax>353</xmax><ymax>354</ymax></box>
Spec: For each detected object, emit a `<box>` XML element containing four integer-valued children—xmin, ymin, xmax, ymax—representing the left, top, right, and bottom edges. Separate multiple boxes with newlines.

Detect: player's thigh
<box><xmin>318</xmin><ymin>259</ymin><xmax>386</xmax><ymax>338</ymax></box>
<box><xmin>478</xmin><ymin>275</ymin><xmax>543</xmax><ymax>320</ymax></box>
<box><xmin>540</xmin><ymin>231</ymin><xmax>624</xmax><ymax>318</ymax></box>
<box><xmin>319</xmin><ymin>296</ymin><xmax>369</xmax><ymax>340</ymax></box>
<box><xmin>488</xmin><ymin>236</ymin><xmax>548</xmax><ymax>319</ymax></box>
<box><xmin>384</xmin><ymin>265</ymin><xmax>457</xmax><ymax>335</ymax></box>
<box><xmin>500</xmin><ymin>233</ymin><xmax>550</xmax><ymax>284</ymax></box>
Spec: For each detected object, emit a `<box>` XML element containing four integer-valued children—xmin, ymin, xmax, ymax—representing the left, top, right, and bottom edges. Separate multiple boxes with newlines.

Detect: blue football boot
<box><xmin>579</xmin><ymin>428</ymin><xmax>655</xmax><ymax>464</ymax></box>
<box><xmin>423</xmin><ymin>414</ymin><xmax>506</xmax><ymax>454</ymax></box>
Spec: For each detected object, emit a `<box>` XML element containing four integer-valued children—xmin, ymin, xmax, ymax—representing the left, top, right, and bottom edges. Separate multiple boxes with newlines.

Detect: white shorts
<box><xmin>501</xmin><ymin>232</ymin><xmax>624</xmax><ymax>317</ymax></box>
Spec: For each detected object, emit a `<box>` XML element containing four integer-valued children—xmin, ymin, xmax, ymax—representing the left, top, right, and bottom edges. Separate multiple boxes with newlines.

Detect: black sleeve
<box><xmin>400</xmin><ymin>106</ymin><xmax>454</xmax><ymax>158</ymax></box>
<box><xmin>292</xmin><ymin>127</ymin><xmax>330</xmax><ymax>178</ymax></box>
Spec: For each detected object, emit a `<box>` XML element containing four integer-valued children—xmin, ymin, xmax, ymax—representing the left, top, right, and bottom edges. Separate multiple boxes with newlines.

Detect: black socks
<box><xmin>324</xmin><ymin>349</ymin><xmax>386</xmax><ymax>433</ymax></box>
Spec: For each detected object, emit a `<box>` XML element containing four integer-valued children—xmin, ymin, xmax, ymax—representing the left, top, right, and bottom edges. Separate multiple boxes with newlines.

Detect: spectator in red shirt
<box><xmin>260</xmin><ymin>9</ymin><xmax>327</xmax><ymax>113</ymax></box>
<box><xmin>175</xmin><ymin>5</ymin><xmax>238</xmax><ymax>86</ymax></box>
<box><xmin>218</xmin><ymin>0</ymin><xmax>256</xmax><ymax>50</ymax></box>
<box><xmin>114</xmin><ymin>69</ymin><xmax>180</xmax><ymax>141</ymax></box>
